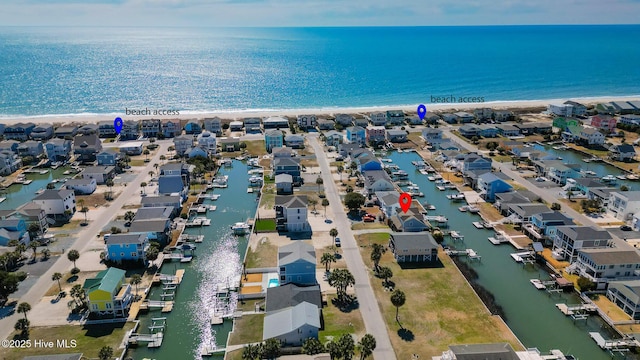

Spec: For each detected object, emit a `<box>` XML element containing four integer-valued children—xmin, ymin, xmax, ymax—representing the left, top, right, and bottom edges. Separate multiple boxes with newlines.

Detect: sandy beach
<box><xmin>1</xmin><ymin>95</ymin><xmax>639</xmax><ymax>126</ymax></box>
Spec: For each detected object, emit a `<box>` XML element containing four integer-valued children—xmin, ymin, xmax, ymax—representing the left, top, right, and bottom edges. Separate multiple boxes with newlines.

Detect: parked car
<box><xmin>335</xmin><ymin>237</ymin><xmax>341</xmax><ymax>247</ymax></box>
<box><xmin>363</xmin><ymin>216</ymin><xmax>375</xmax><ymax>223</ymax></box>
<box><xmin>620</xmin><ymin>225</ymin><xmax>633</xmax><ymax>231</ymax></box>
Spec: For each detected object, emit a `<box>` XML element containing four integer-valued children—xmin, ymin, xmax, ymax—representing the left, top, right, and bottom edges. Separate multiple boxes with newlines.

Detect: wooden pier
<box><xmin>128</xmin><ymin>332</ymin><xmax>164</xmax><ymax>348</ymax></box>
<box><xmin>589</xmin><ymin>332</ymin><xmax>639</xmax><ymax>351</ymax></box>
<box><xmin>445</xmin><ymin>248</ymin><xmax>481</xmax><ymax>261</ymax></box>
<box><xmin>556</xmin><ymin>303</ymin><xmax>597</xmax><ymax>316</ymax></box>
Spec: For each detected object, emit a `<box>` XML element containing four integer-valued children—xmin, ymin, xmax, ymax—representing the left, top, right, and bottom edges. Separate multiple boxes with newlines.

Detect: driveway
<box><xmin>308</xmin><ymin>135</ymin><xmax>397</xmax><ymax>360</ymax></box>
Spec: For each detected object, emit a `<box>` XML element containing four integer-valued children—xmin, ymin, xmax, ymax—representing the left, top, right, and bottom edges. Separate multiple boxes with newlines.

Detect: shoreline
<box><xmin>1</xmin><ymin>95</ymin><xmax>639</xmax><ymax>125</ymax></box>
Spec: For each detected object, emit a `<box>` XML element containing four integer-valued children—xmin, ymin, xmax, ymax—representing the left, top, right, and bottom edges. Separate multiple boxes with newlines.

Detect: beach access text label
<box><xmin>125</xmin><ymin>108</ymin><xmax>180</xmax><ymax>116</ymax></box>
<box><xmin>430</xmin><ymin>95</ymin><xmax>485</xmax><ymax>103</ymax></box>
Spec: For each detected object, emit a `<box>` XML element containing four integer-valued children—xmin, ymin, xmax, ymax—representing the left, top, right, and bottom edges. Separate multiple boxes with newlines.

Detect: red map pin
<box><xmin>399</xmin><ymin>193</ymin><xmax>412</xmax><ymax>213</ymax></box>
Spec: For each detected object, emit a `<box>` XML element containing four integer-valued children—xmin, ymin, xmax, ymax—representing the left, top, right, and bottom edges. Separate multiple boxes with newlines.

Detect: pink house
<box><xmin>590</xmin><ymin>115</ymin><xmax>617</xmax><ymax>131</ymax></box>
<box><xmin>366</xmin><ymin>126</ymin><xmax>386</xmax><ymax>144</ymax></box>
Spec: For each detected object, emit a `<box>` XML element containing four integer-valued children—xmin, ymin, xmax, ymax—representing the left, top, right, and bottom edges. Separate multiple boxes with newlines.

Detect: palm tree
<box><xmin>316</xmin><ymin>176</ymin><xmax>323</xmax><ymax>191</ymax></box>
<box><xmin>320</xmin><ymin>252</ymin><xmax>336</xmax><ymax>272</ymax></box>
<box><xmin>130</xmin><ymin>274</ymin><xmax>142</xmax><ymax>299</ymax></box>
<box><xmin>308</xmin><ymin>198</ymin><xmax>318</xmax><ymax>212</ymax></box>
<box><xmin>330</xmin><ymin>228</ymin><xmax>338</xmax><ymax>247</ymax></box>
<box><xmin>337</xmin><ymin>333</ymin><xmax>355</xmax><ymax>360</ymax></box>
<box><xmin>70</xmin><ymin>284</ymin><xmax>86</xmax><ymax>308</ymax></box>
<box><xmin>80</xmin><ymin>206</ymin><xmax>89</xmax><ymax>225</ymax></box>
<box><xmin>327</xmin><ymin>340</ymin><xmax>341</xmax><ymax>360</ymax></box>
<box><xmin>337</xmin><ymin>165</ymin><xmax>344</xmax><ymax>181</ymax></box>
<box><xmin>52</xmin><ymin>272</ymin><xmax>63</xmax><ymax>293</ymax></box>
<box><xmin>242</xmin><ymin>343</ymin><xmax>261</xmax><ymax>360</ymax></box>
<box><xmin>140</xmin><ymin>182</ymin><xmax>147</xmax><ymax>194</ymax></box>
<box><xmin>358</xmin><ymin>334</ymin><xmax>376</xmax><ymax>360</ymax></box>
<box><xmin>378</xmin><ymin>266</ymin><xmax>393</xmax><ymax>287</ymax></box>
<box><xmin>148</xmin><ymin>170</ymin><xmax>154</xmax><ymax>178</ymax></box>
<box><xmin>27</xmin><ymin>222</ymin><xmax>40</xmax><ymax>241</ymax></box>
<box><xmin>98</xmin><ymin>346</ymin><xmax>114</xmax><ymax>360</ymax></box>
<box><xmin>67</xmin><ymin>249</ymin><xmax>80</xmax><ymax>271</ymax></box>
<box><xmin>302</xmin><ymin>337</ymin><xmax>325</xmax><ymax>355</ymax></box>
<box><xmin>322</xmin><ymin>198</ymin><xmax>330</xmax><ymax>217</ymax></box>
<box><xmin>17</xmin><ymin>302</ymin><xmax>31</xmax><ymax>321</ymax></box>
<box><xmin>143</xmin><ymin>149</ymin><xmax>150</xmax><ymax>161</ymax></box>
<box><xmin>124</xmin><ymin>210</ymin><xmax>136</xmax><ymax>226</ymax></box>
<box><xmin>14</xmin><ymin>318</ymin><xmax>30</xmax><ymax>337</ymax></box>
<box><xmin>29</xmin><ymin>240</ymin><xmax>40</xmax><ymax>260</ymax></box>
<box><xmin>105</xmin><ymin>179</ymin><xmax>114</xmax><ymax>200</ymax></box>
<box><xmin>159</xmin><ymin>155</ymin><xmax>167</xmax><ymax>164</ymax></box>
<box><xmin>41</xmin><ymin>248</ymin><xmax>50</xmax><ymax>260</ymax></box>
<box><xmin>370</xmin><ymin>244</ymin><xmax>386</xmax><ymax>272</ymax></box>
<box><xmin>390</xmin><ymin>289</ymin><xmax>406</xmax><ymax>327</ymax></box>
<box><xmin>328</xmin><ymin>268</ymin><xmax>355</xmax><ymax>301</ymax></box>
<box><xmin>154</xmin><ymin>163</ymin><xmax>159</xmax><ymax>173</ymax></box>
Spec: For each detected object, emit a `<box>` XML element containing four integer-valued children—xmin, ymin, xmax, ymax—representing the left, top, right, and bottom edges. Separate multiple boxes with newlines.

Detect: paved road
<box><xmin>440</xmin><ymin>128</ymin><xmax>627</xmax><ymax>246</ymax></box>
<box><xmin>0</xmin><ymin>141</ymin><xmax>170</xmax><ymax>341</ymax></box>
<box><xmin>308</xmin><ymin>135</ymin><xmax>397</xmax><ymax>360</ymax></box>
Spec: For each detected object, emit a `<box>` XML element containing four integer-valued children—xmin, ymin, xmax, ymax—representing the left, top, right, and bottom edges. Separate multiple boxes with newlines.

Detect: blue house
<box><xmin>0</xmin><ymin>218</ymin><xmax>28</xmax><ymax>246</ymax></box>
<box><xmin>273</xmin><ymin>157</ymin><xmax>302</xmax><ymax>185</ymax></box>
<box><xmin>527</xmin><ymin>211</ymin><xmax>574</xmax><ymax>244</ymax></box>
<box><xmin>346</xmin><ymin>126</ymin><xmax>366</xmax><ymax>146</ymax></box>
<box><xmin>187</xmin><ymin>146</ymin><xmax>207</xmax><ymax>159</ymax></box>
<box><xmin>158</xmin><ymin>163</ymin><xmax>190</xmax><ymax>198</ymax></box>
<box><xmin>105</xmin><ymin>233</ymin><xmax>149</xmax><ymax>264</ymax></box>
<box><xmin>184</xmin><ymin>120</ymin><xmax>202</xmax><ymax>135</ymax></box>
<box><xmin>478</xmin><ymin>125</ymin><xmax>499</xmax><ymax>138</ymax></box>
<box><xmin>352</xmin><ymin>149</ymin><xmax>382</xmax><ymax>173</ymax></box>
<box><xmin>477</xmin><ymin>172</ymin><xmax>513</xmax><ymax>202</ymax></box>
<box><xmin>278</xmin><ymin>241</ymin><xmax>316</xmax><ymax>286</ymax></box>
<box><xmin>97</xmin><ymin>149</ymin><xmax>121</xmax><ymax>166</ymax></box>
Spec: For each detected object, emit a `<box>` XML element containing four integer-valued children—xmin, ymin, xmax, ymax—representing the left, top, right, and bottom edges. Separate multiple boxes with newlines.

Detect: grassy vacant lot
<box><xmin>478</xmin><ymin>203</ymin><xmax>503</xmax><ymax>222</ymax></box>
<box><xmin>244</xmin><ymin>140</ymin><xmax>268</xmax><ymax>157</ymax></box>
<box><xmin>245</xmin><ymin>238</ymin><xmax>278</xmax><ymax>268</ymax></box>
<box><xmin>319</xmin><ymin>294</ymin><xmax>365</xmax><ymax>343</ymax></box>
<box><xmin>228</xmin><ymin>314</ymin><xmax>265</xmax><ymax>346</ymax></box>
<box><xmin>351</xmin><ymin>222</ymin><xmax>390</xmax><ymax>231</ymax></box>
<box><xmin>254</xmin><ymin>218</ymin><xmax>276</xmax><ymax>232</ymax></box>
<box><xmin>3</xmin><ymin>322</ymin><xmax>134</xmax><ymax>360</ymax></box>
<box><xmin>355</xmin><ymin>233</ymin><xmax>521</xmax><ymax>358</ymax></box>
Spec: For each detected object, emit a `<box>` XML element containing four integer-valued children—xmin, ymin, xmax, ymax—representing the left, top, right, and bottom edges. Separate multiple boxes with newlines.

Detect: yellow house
<box><xmin>82</xmin><ymin>267</ymin><xmax>132</xmax><ymax>318</ymax></box>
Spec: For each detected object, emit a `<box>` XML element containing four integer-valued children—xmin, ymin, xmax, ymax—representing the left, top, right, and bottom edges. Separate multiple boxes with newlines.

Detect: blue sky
<box><xmin>2</xmin><ymin>0</ymin><xmax>639</xmax><ymax>26</ymax></box>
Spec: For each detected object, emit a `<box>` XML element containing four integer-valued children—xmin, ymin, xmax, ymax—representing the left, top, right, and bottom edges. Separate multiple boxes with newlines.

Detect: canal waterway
<box><xmin>387</xmin><ymin>150</ymin><xmax>629</xmax><ymax>360</ymax></box>
<box><xmin>131</xmin><ymin>160</ymin><xmax>258</xmax><ymax>360</ymax></box>
<box><xmin>0</xmin><ymin>167</ymin><xmax>71</xmax><ymax>211</ymax></box>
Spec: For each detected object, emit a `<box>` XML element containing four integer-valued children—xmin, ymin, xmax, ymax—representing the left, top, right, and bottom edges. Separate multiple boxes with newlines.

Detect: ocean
<box><xmin>0</xmin><ymin>25</ymin><xmax>639</xmax><ymax>117</ymax></box>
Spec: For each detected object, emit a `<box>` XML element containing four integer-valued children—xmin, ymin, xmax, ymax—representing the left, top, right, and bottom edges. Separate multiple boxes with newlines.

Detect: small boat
<box><xmin>0</xmin><ymin>197</ymin><xmax>5</xmax><ymax>203</ymax></box>
<box><xmin>231</xmin><ymin>222</ymin><xmax>250</xmax><ymax>235</ymax></box>
<box><xmin>380</xmin><ymin>158</ymin><xmax>393</xmax><ymax>163</ymax></box>
<box><xmin>436</xmin><ymin>185</ymin><xmax>446</xmax><ymax>191</ymax></box>
<box><xmin>63</xmin><ymin>170</ymin><xmax>71</xmax><ymax>175</ymax></box>
<box><xmin>627</xmin><ymin>174</ymin><xmax>640</xmax><ymax>181</ymax></box>
<box><xmin>419</xmin><ymin>169</ymin><xmax>429</xmax><ymax>175</ymax></box>
<box><xmin>483</xmin><ymin>222</ymin><xmax>494</xmax><ymax>229</ymax></box>
<box><xmin>472</xmin><ymin>221</ymin><xmax>484</xmax><ymax>229</ymax></box>
<box><xmin>617</xmin><ymin>175</ymin><xmax>628</xmax><ymax>180</ymax></box>
<box><xmin>392</xmin><ymin>170</ymin><xmax>408</xmax><ymax>179</ymax></box>
<box><xmin>602</xmin><ymin>175</ymin><xmax>617</xmax><ymax>183</ymax></box>
<box><xmin>427</xmin><ymin>176</ymin><xmax>436</xmax><ymax>181</ymax></box>
<box><xmin>446</xmin><ymin>193</ymin><xmax>465</xmax><ymax>201</ymax></box>
<box><xmin>450</xmin><ymin>231</ymin><xmax>464</xmax><ymax>240</ymax></box>
<box><xmin>445</xmin><ymin>184</ymin><xmax>457</xmax><ymax>189</ymax></box>
<box><xmin>530</xmin><ymin>279</ymin><xmax>546</xmax><ymax>290</ymax></box>
<box><xmin>458</xmin><ymin>206</ymin><xmax>468</xmax><ymax>212</ymax></box>
<box><xmin>423</xmin><ymin>203</ymin><xmax>436</xmax><ymax>210</ymax></box>
<box><xmin>467</xmin><ymin>205</ymin><xmax>480</xmax><ymax>213</ymax></box>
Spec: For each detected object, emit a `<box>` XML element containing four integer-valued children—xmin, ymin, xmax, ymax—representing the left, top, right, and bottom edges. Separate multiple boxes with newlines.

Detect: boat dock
<box><xmin>139</xmin><ymin>300</ymin><xmax>175</xmax><ymax>312</ymax></box>
<box><xmin>152</xmin><ymin>269</ymin><xmax>185</xmax><ymax>285</ymax></box>
<box><xmin>556</xmin><ymin>303</ymin><xmax>598</xmax><ymax>316</ymax></box>
<box><xmin>128</xmin><ymin>332</ymin><xmax>164</xmax><ymax>348</ymax></box>
<box><xmin>445</xmin><ymin>248</ymin><xmax>481</xmax><ymax>261</ymax></box>
<box><xmin>178</xmin><ymin>234</ymin><xmax>204</xmax><ymax>243</ymax></box>
<box><xmin>510</xmin><ymin>251</ymin><xmax>535</xmax><ymax>263</ymax></box>
<box><xmin>589</xmin><ymin>332</ymin><xmax>639</xmax><ymax>351</ymax></box>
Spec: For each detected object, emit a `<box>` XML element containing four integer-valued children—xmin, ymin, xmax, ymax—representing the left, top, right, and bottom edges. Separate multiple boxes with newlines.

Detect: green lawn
<box><xmin>129</xmin><ymin>160</ymin><xmax>145</xmax><ymax>167</ymax></box>
<box><xmin>354</xmin><ymin>233</ymin><xmax>522</xmax><ymax>359</ymax></box>
<box><xmin>228</xmin><ymin>314</ymin><xmax>265</xmax><ymax>346</ymax></box>
<box><xmin>3</xmin><ymin>323</ymin><xmax>134</xmax><ymax>360</ymax></box>
<box><xmin>259</xmin><ymin>184</ymin><xmax>275</xmax><ymax>209</ymax></box>
<box><xmin>319</xmin><ymin>294</ymin><xmax>365</xmax><ymax>343</ymax></box>
<box><xmin>254</xmin><ymin>218</ymin><xmax>276</xmax><ymax>232</ymax></box>
<box><xmin>351</xmin><ymin>222</ymin><xmax>390</xmax><ymax>231</ymax></box>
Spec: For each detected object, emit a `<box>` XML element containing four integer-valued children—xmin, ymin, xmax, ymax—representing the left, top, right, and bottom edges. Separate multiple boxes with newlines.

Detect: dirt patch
<box><xmin>240</xmin><ymin>285</ymin><xmax>263</xmax><ymax>294</ymax></box>
<box><xmin>244</xmin><ymin>273</ymin><xmax>263</xmax><ymax>282</ymax></box>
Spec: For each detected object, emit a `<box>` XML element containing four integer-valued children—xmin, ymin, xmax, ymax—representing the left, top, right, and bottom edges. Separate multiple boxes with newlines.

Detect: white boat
<box><xmin>436</xmin><ymin>185</ymin><xmax>446</xmax><ymax>191</ymax></box>
<box><xmin>617</xmin><ymin>175</ymin><xmax>628</xmax><ymax>180</ymax></box>
<box><xmin>213</xmin><ymin>175</ymin><xmax>229</xmax><ymax>188</ymax></box>
<box><xmin>0</xmin><ymin>197</ymin><xmax>6</xmax><ymax>203</ymax></box>
<box><xmin>459</xmin><ymin>206</ymin><xmax>468</xmax><ymax>212</ymax></box>
<box><xmin>627</xmin><ymin>174</ymin><xmax>640</xmax><ymax>181</ymax></box>
<box><xmin>427</xmin><ymin>176</ymin><xmax>436</xmax><ymax>181</ymax></box>
<box><xmin>422</xmin><ymin>203</ymin><xmax>436</xmax><ymax>210</ymax></box>
<box><xmin>467</xmin><ymin>205</ymin><xmax>480</xmax><ymax>213</ymax></box>
<box><xmin>200</xmin><ymin>218</ymin><xmax>211</xmax><ymax>226</ymax></box>
<box><xmin>472</xmin><ymin>221</ymin><xmax>484</xmax><ymax>229</ymax></box>
<box><xmin>446</xmin><ymin>193</ymin><xmax>465</xmax><ymax>201</ymax></box>
<box><xmin>445</xmin><ymin>184</ymin><xmax>457</xmax><ymax>189</ymax></box>
<box><xmin>530</xmin><ymin>279</ymin><xmax>546</xmax><ymax>290</ymax></box>
<box><xmin>488</xmin><ymin>234</ymin><xmax>508</xmax><ymax>245</ymax></box>
<box><xmin>231</xmin><ymin>222</ymin><xmax>250</xmax><ymax>235</ymax></box>
<box><xmin>602</xmin><ymin>175</ymin><xmax>617</xmax><ymax>183</ymax></box>
<box><xmin>419</xmin><ymin>169</ymin><xmax>429</xmax><ymax>175</ymax></box>
<box><xmin>381</xmin><ymin>158</ymin><xmax>393</xmax><ymax>163</ymax></box>
<box><xmin>450</xmin><ymin>231</ymin><xmax>464</xmax><ymax>240</ymax></box>
<box><xmin>63</xmin><ymin>170</ymin><xmax>71</xmax><ymax>175</ymax></box>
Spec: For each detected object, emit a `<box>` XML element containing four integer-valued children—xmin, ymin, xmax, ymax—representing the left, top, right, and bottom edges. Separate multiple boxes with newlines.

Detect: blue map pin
<box><xmin>417</xmin><ymin>104</ymin><xmax>427</xmax><ymax>120</ymax></box>
<box><xmin>114</xmin><ymin>117</ymin><xmax>123</xmax><ymax>134</ymax></box>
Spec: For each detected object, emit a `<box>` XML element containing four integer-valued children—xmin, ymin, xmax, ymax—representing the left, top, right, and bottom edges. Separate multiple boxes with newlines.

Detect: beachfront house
<box><xmin>82</xmin><ymin>166</ymin><xmax>115</xmax><ymax>185</ymax></box>
<box><xmin>346</xmin><ymin>126</ymin><xmax>366</xmax><ymax>146</ymax></box>
<box><xmin>54</xmin><ymin>125</ymin><xmax>78</xmax><ymax>139</ymax></box>
<box><xmin>262</xmin><ymin>301</ymin><xmax>321</xmax><ymax>346</ymax></box>
<box><xmin>273</xmin><ymin>157</ymin><xmax>302</xmax><ymax>185</ymax></box>
<box><xmin>278</xmin><ymin>241</ymin><xmax>316</xmax><ymax>285</ymax></box>
<box><xmin>73</xmin><ymin>134</ymin><xmax>102</xmax><ymax>163</ymax></box>
<box><xmin>494</xmin><ymin>110</ymin><xmax>514</xmax><ymax>122</ymax></box>
<box><xmin>17</xmin><ymin>140</ymin><xmax>44</xmax><ymax>158</ymax></box>
<box><xmin>184</xmin><ymin>120</ymin><xmax>202</xmax><ymax>135</ymax></box>
<box><xmin>244</xmin><ymin>118</ymin><xmax>262</xmax><ymax>134</ymax></box>
<box><xmin>120</xmin><ymin>120</ymin><xmax>140</xmax><ymax>141</ymax></box>
<box><xmin>83</xmin><ymin>267</ymin><xmax>132</xmax><ymax>318</ymax></box>
<box><xmin>388</xmin><ymin>232</ymin><xmax>439</xmax><ymax>263</ymax></box>
<box><xmin>607</xmin><ymin>191</ymin><xmax>640</xmax><ymax>221</ymax></box>
<box><xmin>0</xmin><ymin>140</ymin><xmax>20</xmax><ymax>153</ymax></box>
<box><xmin>275</xmin><ymin>195</ymin><xmax>310</xmax><ymax>233</ymax></box>
<box><xmin>141</xmin><ymin>119</ymin><xmax>161</xmax><ymax>138</ymax></box>
<box><xmin>297</xmin><ymin>115</ymin><xmax>317</xmax><ymax>130</ymax></box>
<box><xmin>390</xmin><ymin>206</ymin><xmax>429</xmax><ymax>232</ymax></box>
<box><xmin>284</xmin><ymin>134</ymin><xmax>305</xmax><ymax>149</ymax></box>
<box><xmin>161</xmin><ymin>119</ymin><xmax>180</xmax><ymax>138</ymax></box>
<box><xmin>98</xmin><ymin>121</ymin><xmax>117</xmax><ymax>138</ymax></box>
<box><xmin>454</xmin><ymin>111</ymin><xmax>475</xmax><ymax>123</ymax></box>
<box><xmin>574</xmin><ymin>247</ymin><xmax>640</xmax><ymax>289</ymax></box>
<box><xmin>203</xmin><ymin>117</ymin><xmax>222</xmax><ymax>136</ymax></box>
<box><xmin>474</xmin><ymin>108</ymin><xmax>494</xmax><ymax>121</ymax></box>
<box><xmin>524</xmin><ymin>211</ymin><xmax>574</xmax><ymax>245</ymax></box>
<box><xmin>0</xmin><ymin>218</ymin><xmax>28</xmax><ymax>246</ymax></box>
<box><xmin>607</xmin><ymin>280</ymin><xmax>640</xmax><ymax>320</ymax></box>
<box><xmin>370</xmin><ymin>112</ymin><xmax>387</xmax><ymax>126</ymax></box>
<box><xmin>4</xmin><ymin>123</ymin><xmax>35</xmax><ymax>141</ymax></box>
<box><xmin>105</xmin><ymin>233</ymin><xmax>150</xmax><ymax>264</ymax></box>
<box><xmin>65</xmin><ymin>178</ymin><xmax>97</xmax><ymax>195</ymax></box>
<box><xmin>386</xmin><ymin>129</ymin><xmax>407</xmax><ymax>143</ymax></box>
<box><xmin>375</xmin><ymin>190</ymin><xmax>400</xmax><ymax>218</ymax></box>
<box><xmin>173</xmin><ymin>135</ymin><xmax>194</xmax><ymax>156</ymax></box>
<box><xmin>229</xmin><ymin>121</ymin><xmax>243</xmax><ymax>132</ymax></box>
<box><xmin>366</xmin><ymin>126</ymin><xmax>386</xmax><ymax>145</ymax></box>
<box><xmin>564</xmin><ymin>101</ymin><xmax>588</xmax><ymax>116</ymax></box>
<box><xmin>363</xmin><ymin>170</ymin><xmax>395</xmax><ymax>195</ymax></box>
<box><xmin>335</xmin><ymin>114</ymin><xmax>353</xmax><ymax>127</ymax></box>
<box><xmin>32</xmin><ymin>189</ymin><xmax>76</xmax><ymax>223</ymax></box>
<box><xmin>263</xmin><ymin>116</ymin><xmax>289</xmax><ymax>129</ymax></box>
<box><xmin>477</xmin><ymin>172</ymin><xmax>513</xmax><ymax>202</ymax></box>
<box><xmin>386</xmin><ymin>110</ymin><xmax>405</xmax><ymax>125</ymax></box>
<box><xmin>324</xmin><ymin>130</ymin><xmax>343</xmax><ymax>147</ymax></box>
<box><xmin>265</xmin><ymin>130</ymin><xmax>284</xmax><ymax>153</ymax></box>
<box><xmin>30</xmin><ymin>124</ymin><xmax>54</xmax><ymax>141</ymax></box>
<box><xmin>495</xmin><ymin>124</ymin><xmax>521</xmax><ymax>137</ymax></box>
<box><xmin>317</xmin><ymin>119</ymin><xmax>335</xmax><ymax>130</ymax></box>
<box><xmin>219</xmin><ymin>137</ymin><xmax>240</xmax><ymax>152</ymax></box>
<box><xmin>609</xmin><ymin>144</ymin><xmax>636</xmax><ymax>162</ymax></box>
<box><xmin>275</xmin><ymin>174</ymin><xmax>294</xmax><ymax>195</ymax></box>
<box><xmin>78</xmin><ymin>124</ymin><xmax>99</xmax><ymax>136</ymax></box>
<box><xmin>611</xmin><ymin>101</ymin><xmax>637</xmax><ymax>115</ymax></box>
<box><xmin>44</xmin><ymin>138</ymin><xmax>72</xmax><ymax>162</ymax></box>
<box><xmin>548</xmin><ymin>103</ymin><xmax>578</xmax><ymax>117</ymax></box>
<box><xmin>196</xmin><ymin>131</ymin><xmax>217</xmax><ymax>153</ymax></box>
<box><xmin>552</xmin><ymin>225</ymin><xmax>612</xmax><ymax>262</ymax></box>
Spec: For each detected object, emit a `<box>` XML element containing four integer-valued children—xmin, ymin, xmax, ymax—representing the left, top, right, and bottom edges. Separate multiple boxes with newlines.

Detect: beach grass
<box><xmin>245</xmin><ymin>238</ymin><xmax>277</xmax><ymax>268</ymax></box>
<box><xmin>354</xmin><ymin>233</ymin><xmax>522</xmax><ymax>358</ymax></box>
<box><xmin>228</xmin><ymin>314</ymin><xmax>265</xmax><ymax>346</ymax></box>
<box><xmin>2</xmin><ymin>322</ymin><xmax>134</xmax><ymax>360</ymax></box>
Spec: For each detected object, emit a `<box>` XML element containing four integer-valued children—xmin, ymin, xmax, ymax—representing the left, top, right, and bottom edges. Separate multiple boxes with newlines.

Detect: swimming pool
<box><xmin>268</xmin><ymin>278</ymin><xmax>279</xmax><ymax>288</ymax></box>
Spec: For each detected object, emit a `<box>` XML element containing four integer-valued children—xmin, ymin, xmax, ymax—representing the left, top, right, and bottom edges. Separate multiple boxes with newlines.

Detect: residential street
<box><xmin>308</xmin><ymin>135</ymin><xmax>397</xmax><ymax>360</ymax></box>
<box><xmin>0</xmin><ymin>141</ymin><xmax>170</xmax><ymax>341</ymax></box>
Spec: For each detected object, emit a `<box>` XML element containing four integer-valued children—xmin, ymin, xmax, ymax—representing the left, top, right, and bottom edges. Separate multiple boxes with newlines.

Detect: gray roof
<box><xmin>556</xmin><ymin>226</ymin><xmax>612</xmax><ymax>241</ymax></box>
<box><xmin>141</xmin><ymin>195</ymin><xmax>181</xmax><ymax>206</ymax></box>
<box><xmin>266</xmin><ymin>284</ymin><xmax>322</xmax><ymax>313</ymax></box>
<box><xmin>33</xmin><ymin>189</ymin><xmax>74</xmax><ymax>201</ymax></box>
<box><xmin>129</xmin><ymin>219</ymin><xmax>169</xmax><ymax>233</ymax></box>
<box><xmin>611</xmin><ymin>191</ymin><xmax>640</xmax><ymax>202</ymax></box>
<box><xmin>390</xmin><ymin>232</ymin><xmax>437</xmax><ymax>251</ymax></box>
<box><xmin>134</xmin><ymin>206</ymin><xmax>174</xmax><ymax>220</ymax></box>
<box><xmin>263</xmin><ymin>301</ymin><xmax>321</xmax><ymax>340</ymax></box>
<box><xmin>273</xmin><ymin>157</ymin><xmax>301</xmax><ymax>167</ymax></box>
<box><xmin>449</xmin><ymin>343</ymin><xmax>518</xmax><ymax>360</ymax></box>
<box><xmin>478</xmin><ymin>172</ymin><xmax>510</xmax><ymax>185</ymax></box>
<box><xmin>272</xmin><ymin>147</ymin><xmax>294</xmax><ymax>156</ymax></box>
<box><xmin>532</xmin><ymin>211</ymin><xmax>574</xmax><ymax>224</ymax></box>
<box><xmin>579</xmin><ymin>248</ymin><xmax>640</xmax><ymax>265</ymax></box>
<box><xmin>609</xmin><ymin>280</ymin><xmax>640</xmax><ymax>304</ymax></box>
<box><xmin>510</xmin><ymin>203</ymin><xmax>552</xmax><ymax>218</ymax></box>
<box><xmin>105</xmin><ymin>233</ymin><xmax>147</xmax><ymax>245</ymax></box>
<box><xmin>612</xmin><ymin>144</ymin><xmax>636</xmax><ymax>154</ymax></box>
<box><xmin>23</xmin><ymin>354</ymin><xmax>83</xmax><ymax>360</ymax></box>
<box><xmin>275</xmin><ymin>174</ymin><xmax>293</xmax><ymax>184</ymax></box>
<box><xmin>574</xmin><ymin>178</ymin><xmax>606</xmax><ymax>188</ymax></box>
<box><xmin>275</xmin><ymin>195</ymin><xmax>308</xmax><ymax>208</ymax></box>
<box><xmin>0</xmin><ymin>218</ymin><xmax>22</xmax><ymax>228</ymax></box>
<box><xmin>386</xmin><ymin>129</ymin><xmax>407</xmax><ymax>136</ymax></box>
<box><xmin>265</xmin><ymin>129</ymin><xmax>284</xmax><ymax>137</ymax></box>
<box><xmin>363</xmin><ymin>170</ymin><xmax>393</xmax><ymax>188</ymax></box>
<box><xmin>580</xmin><ymin>127</ymin><xmax>601</xmax><ymax>135</ymax></box>
<box><xmin>375</xmin><ymin>190</ymin><xmax>400</xmax><ymax>206</ymax></box>
<box><xmin>65</xmin><ymin>178</ymin><xmax>95</xmax><ymax>186</ymax></box>
<box><xmin>495</xmin><ymin>191</ymin><xmax>536</xmax><ymax>204</ymax></box>
<box><xmin>590</xmin><ymin>187</ymin><xmax>616</xmax><ymax>198</ymax></box>
<box><xmin>278</xmin><ymin>241</ymin><xmax>315</xmax><ymax>266</ymax></box>
<box><xmin>285</xmin><ymin>134</ymin><xmax>304</xmax><ymax>141</ymax></box>
<box><xmin>83</xmin><ymin>165</ymin><xmax>114</xmax><ymax>174</ymax></box>
<box><xmin>161</xmin><ymin>163</ymin><xmax>185</xmax><ymax>172</ymax></box>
